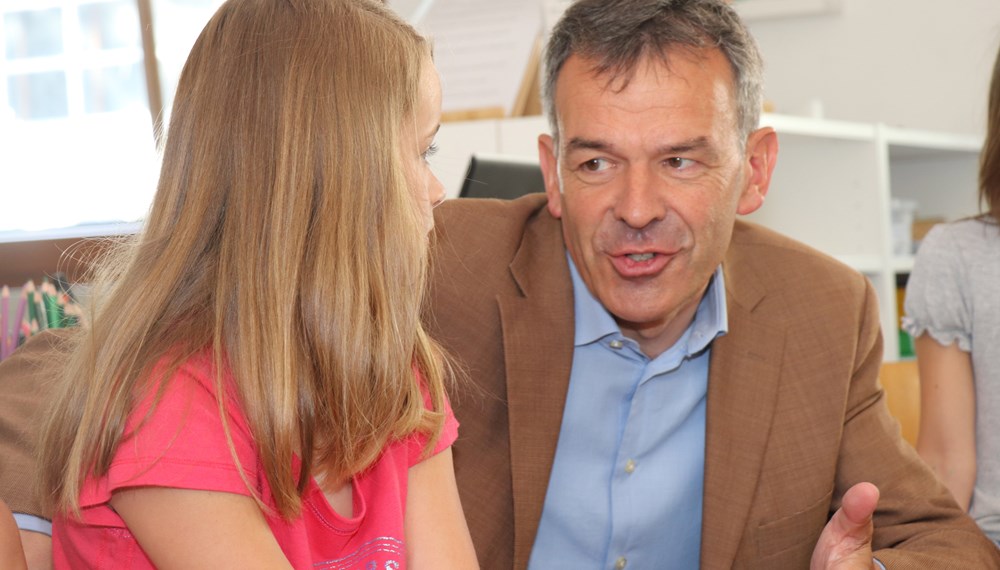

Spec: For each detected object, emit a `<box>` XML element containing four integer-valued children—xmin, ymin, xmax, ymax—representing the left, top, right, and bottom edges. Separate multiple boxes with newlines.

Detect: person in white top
<box><xmin>904</xmin><ymin>43</ymin><xmax>1000</xmax><ymax>546</ymax></box>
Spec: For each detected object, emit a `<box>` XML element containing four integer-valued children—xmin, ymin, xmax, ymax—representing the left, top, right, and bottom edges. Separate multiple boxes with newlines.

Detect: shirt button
<box><xmin>615</xmin><ymin>556</ymin><xmax>627</xmax><ymax>570</ymax></box>
<box><xmin>624</xmin><ymin>459</ymin><xmax>636</xmax><ymax>474</ymax></box>
<box><xmin>609</xmin><ymin>339</ymin><xmax>623</xmax><ymax>349</ymax></box>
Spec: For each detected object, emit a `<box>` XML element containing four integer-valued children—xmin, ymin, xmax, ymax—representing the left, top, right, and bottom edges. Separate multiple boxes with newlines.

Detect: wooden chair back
<box><xmin>879</xmin><ymin>360</ymin><xmax>921</xmax><ymax>446</ymax></box>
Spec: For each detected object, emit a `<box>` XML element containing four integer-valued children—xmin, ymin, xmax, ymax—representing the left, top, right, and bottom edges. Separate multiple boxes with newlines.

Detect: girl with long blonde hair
<box><xmin>37</xmin><ymin>0</ymin><xmax>478</xmax><ymax>567</ymax></box>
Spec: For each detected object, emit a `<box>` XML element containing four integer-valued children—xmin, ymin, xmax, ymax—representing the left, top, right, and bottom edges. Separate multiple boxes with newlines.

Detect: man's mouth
<box><xmin>610</xmin><ymin>250</ymin><xmax>675</xmax><ymax>278</ymax></box>
<box><xmin>626</xmin><ymin>252</ymin><xmax>655</xmax><ymax>262</ymax></box>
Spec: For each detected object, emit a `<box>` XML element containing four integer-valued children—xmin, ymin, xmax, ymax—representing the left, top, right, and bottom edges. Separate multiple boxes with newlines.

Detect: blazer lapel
<box><xmin>700</xmin><ymin>257</ymin><xmax>786</xmax><ymax>569</ymax></box>
<box><xmin>497</xmin><ymin>211</ymin><xmax>575</xmax><ymax>570</ymax></box>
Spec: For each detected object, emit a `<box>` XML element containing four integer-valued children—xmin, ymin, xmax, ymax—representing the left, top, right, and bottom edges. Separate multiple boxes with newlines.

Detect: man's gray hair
<box><xmin>542</xmin><ymin>0</ymin><xmax>764</xmax><ymax>144</ymax></box>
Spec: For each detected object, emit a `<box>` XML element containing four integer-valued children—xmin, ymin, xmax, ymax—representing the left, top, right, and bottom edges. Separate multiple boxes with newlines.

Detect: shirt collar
<box><xmin>569</xmin><ymin>254</ymin><xmax>728</xmax><ymax>355</ymax></box>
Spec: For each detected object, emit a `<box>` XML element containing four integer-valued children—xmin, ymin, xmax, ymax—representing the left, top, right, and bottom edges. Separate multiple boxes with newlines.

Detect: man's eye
<box><xmin>666</xmin><ymin>157</ymin><xmax>694</xmax><ymax>169</ymax></box>
<box><xmin>581</xmin><ymin>158</ymin><xmax>609</xmax><ymax>172</ymax></box>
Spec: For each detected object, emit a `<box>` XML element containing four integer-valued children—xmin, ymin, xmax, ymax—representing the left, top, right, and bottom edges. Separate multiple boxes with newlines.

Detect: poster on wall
<box><xmin>731</xmin><ymin>0</ymin><xmax>843</xmax><ymax>20</ymax></box>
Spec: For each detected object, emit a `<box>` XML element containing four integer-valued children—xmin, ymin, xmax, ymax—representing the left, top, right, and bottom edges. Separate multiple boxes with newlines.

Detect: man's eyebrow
<box><xmin>565</xmin><ymin>137</ymin><xmax>613</xmax><ymax>152</ymax></box>
<box><xmin>656</xmin><ymin>136</ymin><xmax>712</xmax><ymax>155</ymax></box>
<box><xmin>565</xmin><ymin>136</ymin><xmax>717</xmax><ymax>157</ymax></box>
<box><xmin>565</xmin><ymin>136</ymin><xmax>718</xmax><ymax>160</ymax></box>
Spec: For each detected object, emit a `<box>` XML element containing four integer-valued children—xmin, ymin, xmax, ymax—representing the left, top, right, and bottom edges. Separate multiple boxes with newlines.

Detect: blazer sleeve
<box><xmin>0</xmin><ymin>329</ymin><xmax>74</xmax><ymax>519</ymax></box>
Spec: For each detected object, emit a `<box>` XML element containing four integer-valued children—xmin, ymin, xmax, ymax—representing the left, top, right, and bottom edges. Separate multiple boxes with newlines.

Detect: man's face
<box><xmin>538</xmin><ymin>49</ymin><xmax>774</xmax><ymax>356</ymax></box>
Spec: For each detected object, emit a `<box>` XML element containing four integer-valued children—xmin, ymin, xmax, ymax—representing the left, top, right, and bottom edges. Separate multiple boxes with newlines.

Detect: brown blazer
<box><xmin>0</xmin><ymin>327</ymin><xmax>70</xmax><ymax>518</ymax></box>
<box><xmin>427</xmin><ymin>194</ymin><xmax>1000</xmax><ymax>569</ymax></box>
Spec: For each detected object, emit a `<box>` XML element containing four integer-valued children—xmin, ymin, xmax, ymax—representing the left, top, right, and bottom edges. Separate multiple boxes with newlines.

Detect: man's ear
<box><xmin>538</xmin><ymin>133</ymin><xmax>563</xmax><ymax>219</ymax></box>
<box><xmin>737</xmin><ymin>126</ymin><xmax>779</xmax><ymax>215</ymax></box>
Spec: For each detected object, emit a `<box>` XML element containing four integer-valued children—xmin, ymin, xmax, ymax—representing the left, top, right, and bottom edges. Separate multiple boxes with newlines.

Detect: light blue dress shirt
<box><xmin>528</xmin><ymin>258</ymin><xmax>727</xmax><ymax>570</ymax></box>
<box><xmin>12</xmin><ymin>513</ymin><xmax>51</xmax><ymax>535</ymax></box>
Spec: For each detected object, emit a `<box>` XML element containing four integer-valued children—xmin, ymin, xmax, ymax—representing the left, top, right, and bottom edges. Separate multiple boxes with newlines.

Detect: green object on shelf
<box><xmin>898</xmin><ymin>329</ymin><xmax>915</xmax><ymax>359</ymax></box>
<box><xmin>43</xmin><ymin>291</ymin><xmax>60</xmax><ymax>329</ymax></box>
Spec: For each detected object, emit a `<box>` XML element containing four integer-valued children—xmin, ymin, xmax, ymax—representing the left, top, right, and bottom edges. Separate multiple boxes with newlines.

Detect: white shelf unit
<box><xmin>432</xmin><ymin>113</ymin><xmax>983</xmax><ymax>362</ymax></box>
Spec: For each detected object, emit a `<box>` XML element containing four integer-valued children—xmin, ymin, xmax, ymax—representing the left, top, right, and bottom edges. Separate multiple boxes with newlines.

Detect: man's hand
<box><xmin>810</xmin><ymin>482</ymin><xmax>880</xmax><ymax>570</ymax></box>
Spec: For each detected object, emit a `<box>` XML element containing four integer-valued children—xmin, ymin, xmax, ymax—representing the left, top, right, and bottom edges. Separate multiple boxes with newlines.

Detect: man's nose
<box><xmin>615</xmin><ymin>164</ymin><xmax>667</xmax><ymax>229</ymax></box>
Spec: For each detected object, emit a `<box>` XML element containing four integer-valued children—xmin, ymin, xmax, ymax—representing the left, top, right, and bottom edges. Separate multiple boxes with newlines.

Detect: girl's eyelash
<box><xmin>423</xmin><ymin>143</ymin><xmax>439</xmax><ymax>159</ymax></box>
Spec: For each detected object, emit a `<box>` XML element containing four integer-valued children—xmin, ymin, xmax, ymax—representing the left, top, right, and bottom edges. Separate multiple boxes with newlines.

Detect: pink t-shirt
<box><xmin>52</xmin><ymin>350</ymin><xmax>458</xmax><ymax>569</ymax></box>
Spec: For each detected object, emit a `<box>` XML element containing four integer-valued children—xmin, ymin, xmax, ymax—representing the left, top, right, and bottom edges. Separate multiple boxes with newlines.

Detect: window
<box><xmin>0</xmin><ymin>0</ymin><xmax>224</xmax><ymax>239</ymax></box>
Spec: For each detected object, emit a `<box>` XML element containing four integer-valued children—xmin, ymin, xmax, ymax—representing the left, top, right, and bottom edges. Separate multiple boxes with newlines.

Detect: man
<box><xmin>2</xmin><ymin>0</ymin><xmax>999</xmax><ymax>569</ymax></box>
<box><xmin>426</xmin><ymin>0</ymin><xmax>1000</xmax><ymax>568</ymax></box>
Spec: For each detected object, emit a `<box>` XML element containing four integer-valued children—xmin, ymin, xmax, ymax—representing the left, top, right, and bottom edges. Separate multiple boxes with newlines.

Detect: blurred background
<box><xmin>1</xmin><ymin>0</ymin><xmax>998</xmax><ymax>237</ymax></box>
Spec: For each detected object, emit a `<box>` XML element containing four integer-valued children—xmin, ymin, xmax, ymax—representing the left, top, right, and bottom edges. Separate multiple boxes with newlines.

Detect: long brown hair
<box><xmin>981</xmin><ymin>43</ymin><xmax>1000</xmax><ymax>223</ymax></box>
<box><xmin>39</xmin><ymin>0</ymin><xmax>446</xmax><ymax>519</ymax></box>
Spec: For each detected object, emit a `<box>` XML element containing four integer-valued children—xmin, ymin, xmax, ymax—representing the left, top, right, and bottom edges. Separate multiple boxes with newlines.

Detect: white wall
<box><xmin>746</xmin><ymin>0</ymin><xmax>1000</xmax><ymax>136</ymax></box>
<box><xmin>392</xmin><ymin>0</ymin><xmax>1000</xmax><ymax>138</ymax></box>
<box><xmin>389</xmin><ymin>0</ymin><xmax>426</xmax><ymax>22</ymax></box>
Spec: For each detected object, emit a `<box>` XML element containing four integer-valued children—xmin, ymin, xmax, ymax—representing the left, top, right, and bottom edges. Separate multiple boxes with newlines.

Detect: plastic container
<box><xmin>891</xmin><ymin>198</ymin><xmax>918</xmax><ymax>256</ymax></box>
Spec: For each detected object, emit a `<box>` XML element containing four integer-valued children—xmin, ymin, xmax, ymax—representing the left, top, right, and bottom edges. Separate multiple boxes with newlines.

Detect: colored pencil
<box><xmin>27</xmin><ymin>291</ymin><xmax>39</xmax><ymax>333</ymax></box>
<box><xmin>33</xmin><ymin>285</ymin><xmax>47</xmax><ymax>332</ymax></box>
<box><xmin>1</xmin><ymin>286</ymin><xmax>8</xmax><ymax>360</ymax></box>
<box><xmin>43</xmin><ymin>281</ymin><xmax>60</xmax><ymax>329</ymax></box>
<box><xmin>18</xmin><ymin>319</ymin><xmax>30</xmax><ymax>348</ymax></box>
<box><xmin>56</xmin><ymin>292</ymin><xmax>69</xmax><ymax>328</ymax></box>
<box><xmin>24</xmin><ymin>281</ymin><xmax>37</xmax><ymax>331</ymax></box>
<box><xmin>13</xmin><ymin>287</ymin><xmax>27</xmax><ymax>349</ymax></box>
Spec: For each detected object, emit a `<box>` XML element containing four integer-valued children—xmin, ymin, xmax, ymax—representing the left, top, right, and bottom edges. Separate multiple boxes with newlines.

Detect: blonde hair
<box><xmin>39</xmin><ymin>0</ymin><xmax>446</xmax><ymax>519</ymax></box>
